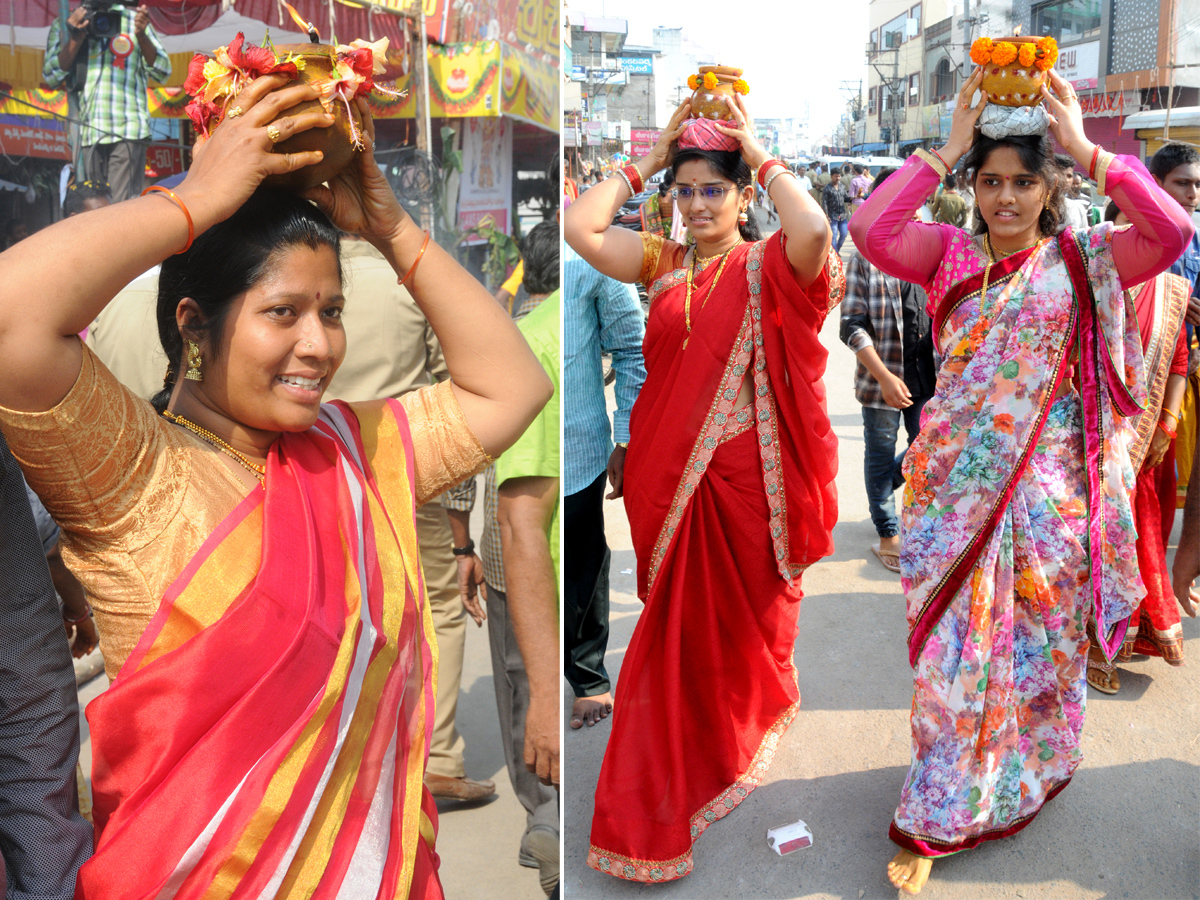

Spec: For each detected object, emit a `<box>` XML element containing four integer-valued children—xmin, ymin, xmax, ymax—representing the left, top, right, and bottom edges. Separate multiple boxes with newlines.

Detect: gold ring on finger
<box><xmin>267</xmin><ymin>124</ymin><xmax>283</xmax><ymax>143</ymax></box>
<box><xmin>227</xmin><ymin>106</ymin><xmax>245</xmax><ymax>118</ymax></box>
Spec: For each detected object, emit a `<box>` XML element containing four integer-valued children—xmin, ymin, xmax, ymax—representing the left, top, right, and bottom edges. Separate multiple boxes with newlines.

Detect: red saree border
<box><xmin>1128</xmin><ymin>275</ymin><xmax>1189</xmax><ymax>471</ymax></box>
<box><xmin>586</xmin><ymin>702</ymin><xmax>798</xmax><ymax>883</ymax></box>
<box><xmin>889</xmin><ymin>776</ymin><xmax>1072</xmax><ymax>858</ymax></box>
<box><xmin>908</xmin><ymin>254</ymin><xmax>1079</xmax><ymax>666</ymax></box>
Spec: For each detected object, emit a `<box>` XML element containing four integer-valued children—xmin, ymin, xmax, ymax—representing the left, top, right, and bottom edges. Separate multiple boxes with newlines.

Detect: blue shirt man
<box><xmin>563</xmin><ymin>243</ymin><xmax>646</xmax><ymax>727</ymax></box>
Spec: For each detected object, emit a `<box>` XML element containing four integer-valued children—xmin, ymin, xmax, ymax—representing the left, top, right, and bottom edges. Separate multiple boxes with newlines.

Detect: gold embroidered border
<box><xmin>914</xmin><ymin>147</ymin><xmax>948</xmax><ymax>179</ymax></box>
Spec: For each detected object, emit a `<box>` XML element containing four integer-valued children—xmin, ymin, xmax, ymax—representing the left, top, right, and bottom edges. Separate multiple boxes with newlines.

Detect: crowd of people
<box><xmin>564</xmin><ymin>62</ymin><xmax>1198</xmax><ymax>897</ymax></box>
<box><xmin>0</xmin><ymin>53</ymin><xmax>562</xmax><ymax>899</ymax></box>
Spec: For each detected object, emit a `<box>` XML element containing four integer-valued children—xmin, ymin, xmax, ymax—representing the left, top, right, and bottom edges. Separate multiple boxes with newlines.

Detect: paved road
<box><xmin>78</xmin><ymin>481</ymin><xmax>546</xmax><ymax>899</ymax></box>
<box><xmin>562</xmin><ymin>223</ymin><xmax>1200</xmax><ymax>900</ymax></box>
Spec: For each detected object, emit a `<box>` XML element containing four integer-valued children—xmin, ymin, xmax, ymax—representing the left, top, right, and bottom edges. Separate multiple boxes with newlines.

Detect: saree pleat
<box><xmin>588</xmin><ymin>235</ymin><xmax>842</xmax><ymax>882</ymax></box>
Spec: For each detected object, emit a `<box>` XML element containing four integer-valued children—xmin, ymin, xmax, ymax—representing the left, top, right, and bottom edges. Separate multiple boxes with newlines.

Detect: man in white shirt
<box><xmin>796</xmin><ymin>163</ymin><xmax>812</xmax><ymax>194</ymax></box>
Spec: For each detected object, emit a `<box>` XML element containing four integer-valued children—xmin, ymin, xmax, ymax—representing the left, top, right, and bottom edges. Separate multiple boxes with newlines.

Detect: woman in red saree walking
<box><xmin>564</xmin><ymin>91</ymin><xmax>843</xmax><ymax>883</ymax></box>
<box><xmin>0</xmin><ymin>74</ymin><xmax>550</xmax><ymax>898</ymax></box>
<box><xmin>850</xmin><ymin>66</ymin><xmax>1194</xmax><ymax>894</ymax></box>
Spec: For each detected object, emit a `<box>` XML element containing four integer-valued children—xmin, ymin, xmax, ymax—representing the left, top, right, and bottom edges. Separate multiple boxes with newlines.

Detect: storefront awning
<box><xmin>1122</xmin><ymin>106</ymin><xmax>1200</xmax><ymax>128</ymax></box>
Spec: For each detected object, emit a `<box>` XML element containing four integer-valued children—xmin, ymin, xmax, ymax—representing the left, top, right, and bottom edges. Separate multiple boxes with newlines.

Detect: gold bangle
<box><xmin>616</xmin><ymin>442</ymin><xmax>629</xmax><ymax>449</ymax></box>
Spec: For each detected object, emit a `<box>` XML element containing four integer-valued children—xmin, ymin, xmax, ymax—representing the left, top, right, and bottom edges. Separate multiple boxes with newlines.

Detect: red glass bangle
<box><xmin>1089</xmin><ymin>145</ymin><xmax>1102</xmax><ymax>181</ymax></box>
<box><xmin>757</xmin><ymin>159</ymin><xmax>786</xmax><ymax>189</ymax></box>
<box><xmin>1157</xmin><ymin>419</ymin><xmax>1177</xmax><ymax>441</ymax></box>
<box><xmin>930</xmin><ymin>148</ymin><xmax>950</xmax><ymax>172</ymax></box>
<box><xmin>63</xmin><ymin>601</ymin><xmax>92</xmax><ymax>625</ymax></box>
<box><xmin>398</xmin><ymin>231</ymin><xmax>431</xmax><ymax>286</ymax></box>
<box><xmin>622</xmin><ymin>164</ymin><xmax>644</xmax><ymax>194</ymax></box>
<box><xmin>142</xmin><ymin>185</ymin><xmax>195</xmax><ymax>254</ymax></box>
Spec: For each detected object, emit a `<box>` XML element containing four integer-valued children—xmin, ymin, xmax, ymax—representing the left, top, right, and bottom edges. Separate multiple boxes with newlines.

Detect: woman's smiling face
<box><xmin>974</xmin><ymin>145</ymin><xmax>1049</xmax><ymax>246</ymax></box>
<box><xmin>673</xmin><ymin>159</ymin><xmax>750</xmax><ymax>243</ymax></box>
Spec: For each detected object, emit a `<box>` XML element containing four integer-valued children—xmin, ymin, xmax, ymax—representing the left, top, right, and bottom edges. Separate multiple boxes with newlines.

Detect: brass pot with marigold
<box><xmin>970</xmin><ymin>36</ymin><xmax>1059</xmax><ymax>107</ymax></box>
<box><xmin>686</xmin><ymin>65</ymin><xmax>749</xmax><ymax>121</ymax></box>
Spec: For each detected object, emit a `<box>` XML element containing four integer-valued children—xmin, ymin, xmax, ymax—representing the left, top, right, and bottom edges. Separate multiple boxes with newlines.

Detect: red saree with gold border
<box><xmin>77</xmin><ymin>400</ymin><xmax>444</xmax><ymax>900</ymax></box>
<box><xmin>587</xmin><ymin>233</ymin><xmax>843</xmax><ymax>883</ymax></box>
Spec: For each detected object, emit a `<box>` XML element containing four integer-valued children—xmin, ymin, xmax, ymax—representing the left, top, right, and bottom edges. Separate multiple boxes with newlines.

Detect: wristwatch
<box><xmin>452</xmin><ymin>539</ymin><xmax>476</xmax><ymax>557</ymax></box>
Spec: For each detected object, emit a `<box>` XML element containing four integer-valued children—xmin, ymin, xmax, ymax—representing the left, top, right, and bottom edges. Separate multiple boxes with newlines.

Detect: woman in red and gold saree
<box><xmin>1106</xmin><ymin>262</ymin><xmax>1191</xmax><ymax>680</ymax></box>
<box><xmin>0</xmin><ymin>78</ymin><xmax>551</xmax><ymax>899</ymax></box>
<box><xmin>850</xmin><ymin>67</ymin><xmax>1195</xmax><ymax>894</ymax></box>
<box><xmin>564</xmin><ymin>95</ymin><xmax>842</xmax><ymax>883</ymax></box>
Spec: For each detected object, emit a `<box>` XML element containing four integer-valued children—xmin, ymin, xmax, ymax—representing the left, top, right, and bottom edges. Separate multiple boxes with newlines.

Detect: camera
<box><xmin>82</xmin><ymin>0</ymin><xmax>137</xmax><ymax>40</ymax></box>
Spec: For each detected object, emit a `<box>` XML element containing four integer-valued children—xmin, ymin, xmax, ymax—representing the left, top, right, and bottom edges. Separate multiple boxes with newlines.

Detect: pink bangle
<box><xmin>63</xmin><ymin>602</ymin><xmax>92</xmax><ymax>625</ymax></box>
<box><xmin>1157</xmin><ymin>419</ymin><xmax>1177</xmax><ymax>441</ymax></box>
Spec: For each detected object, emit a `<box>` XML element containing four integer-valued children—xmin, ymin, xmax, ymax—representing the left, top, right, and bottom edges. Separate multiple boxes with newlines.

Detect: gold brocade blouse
<box><xmin>0</xmin><ymin>345</ymin><xmax>489</xmax><ymax>680</ymax></box>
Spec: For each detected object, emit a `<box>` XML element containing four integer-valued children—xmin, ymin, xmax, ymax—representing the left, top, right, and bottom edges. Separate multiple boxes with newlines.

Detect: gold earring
<box><xmin>185</xmin><ymin>339</ymin><xmax>203</xmax><ymax>382</ymax></box>
<box><xmin>738</xmin><ymin>209</ymin><xmax>749</xmax><ymax>224</ymax></box>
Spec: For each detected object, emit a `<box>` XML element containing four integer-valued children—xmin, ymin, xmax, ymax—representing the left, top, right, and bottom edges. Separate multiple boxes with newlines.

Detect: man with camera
<box><xmin>43</xmin><ymin>3</ymin><xmax>170</xmax><ymax>203</ymax></box>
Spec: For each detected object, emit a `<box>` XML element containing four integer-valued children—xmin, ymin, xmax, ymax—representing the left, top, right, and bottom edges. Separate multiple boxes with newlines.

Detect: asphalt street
<box><xmin>561</xmin><ymin>216</ymin><xmax>1200</xmax><ymax>900</ymax></box>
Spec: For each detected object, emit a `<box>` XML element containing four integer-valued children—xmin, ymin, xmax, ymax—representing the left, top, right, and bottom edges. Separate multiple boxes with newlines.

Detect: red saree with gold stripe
<box><xmin>78</xmin><ymin>400</ymin><xmax>443</xmax><ymax>900</ymax></box>
<box><xmin>587</xmin><ymin>233</ymin><xmax>842</xmax><ymax>883</ymax></box>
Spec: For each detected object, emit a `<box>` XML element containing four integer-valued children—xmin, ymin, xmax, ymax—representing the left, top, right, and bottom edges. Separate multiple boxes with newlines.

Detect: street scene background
<box><xmin>561</xmin><ymin>218</ymin><xmax>1200</xmax><ymax>900</ymax></box>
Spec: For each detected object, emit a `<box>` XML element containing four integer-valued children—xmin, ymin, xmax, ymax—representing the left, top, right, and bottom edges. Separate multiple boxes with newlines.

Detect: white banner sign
<box><xmin>1057</xmin><ymin>41</ymin><xmax>1100</xmax><ymax>90</ymax></box>
<box><xmin>458</xmin><ymin>118</ymin><xmax>514</xmax><ymax>240</ymax></box>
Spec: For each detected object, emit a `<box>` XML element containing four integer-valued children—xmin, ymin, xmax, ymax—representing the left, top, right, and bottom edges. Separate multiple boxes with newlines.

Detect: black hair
<box><xmin>522</xmin><ymin>220</ymin><xmax>560</xmax><ymax>295</ymax></box>
<box><xmin>871</xmin><ymin>167</ymin><xmax>897</xmax><ymax>193</ymax></box>
<box><xmin>1149</xmin><ymin>142</ymin><xmax>1200</xmax><ymax>181</ymax></box>
<box><xmin>658</xmin><ymin>169</ymin><xmax>675</xmax><ymax>195</ymax></box>
<box><xmin>1052</xmin><ymin>153</ymin><xmax>1076</xmax><ymax>171</ymax></box>
<box><xmin>853</xmin><ymin>164</ymin><xmax>866</xmax><ymax>175</ymax></box>
<box><xmin>1104</xmin><ymin>198</ymin><xmax>1123</xmax><ymax>223</ymax></box>
<box><xmin>63</xmin><ymin>181</ymin><xmax>111</xmax><ymax>217</ymax></box>
<box><xmin>943</xmin><ymin>171</ymin><xmax>957</xmax><ymax>190</ymax></box>
<box><xmin>961</xmin><ymin>133</ymin><xmax>1063</xmax><ymax>238</ymax></box>
<box><xmin>671</xmin><ymin>147</ymin><xmax>762</xmax><ymax>242</ymax></box>
<box><xmin>151</xmin><ymin>188</ymin><xmax>342</xmax><ymax>413</ymax></box>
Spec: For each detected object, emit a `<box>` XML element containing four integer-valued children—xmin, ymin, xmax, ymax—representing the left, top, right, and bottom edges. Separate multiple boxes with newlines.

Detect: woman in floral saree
<box><xmin>850</xmin><ymin>67</ymin><xmax>1194</xmax><ymax>894</ymax></box>
<box><xmin>0</xmin><ymin>74</ymin><xmax>551</xmax><ymax>899</ymax></box>
<box><xmin>564</xmin><ymin>95</ymin><xmax>843</xmax><ymax>883</ymax></box>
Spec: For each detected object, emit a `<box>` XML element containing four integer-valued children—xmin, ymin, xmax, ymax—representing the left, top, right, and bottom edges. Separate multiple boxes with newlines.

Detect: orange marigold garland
<box><xmin>733</xmin><ymin>79</ymin><xmax>749</xmax><ymax>95</ymax></box>
<box><xmin>702</xmin><ymin>71</ymin><xmax>718</xmax><ymax>90</ymax></box>
<box><xmin>1034</xmin><ymin>36</ymin><xmax>1058</xmax><ymax>70</ymax></box>
<box><xmin>969</xmin><ymin>35</ymin><xmax>1058</xmax><ymax>70</ymax></box>
<box><xmin>970</xmin><ymin>37</ymin><xmax>994</xmax><ymax>65</ymax></box>
<box><xmin>991</xmin><ymin>41</ymin><xmax>1018</xmax><ymax>66</ymax></box>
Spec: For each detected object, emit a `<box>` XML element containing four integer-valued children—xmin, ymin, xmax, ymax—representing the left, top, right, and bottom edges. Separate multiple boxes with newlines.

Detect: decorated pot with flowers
<box><xmin>687</xmin><ymin>65</ymin><xmax>749</xmax><ymax>121</ymax></box>
<box><xmin>184</xmin><ymin>33</ymin><xmax>401</xmax><ymax>190</ymax></box>
<box><xmin>970</xmin><ymin>36</ymin><xmax>1058</xmax><ymax>107</ymax></box>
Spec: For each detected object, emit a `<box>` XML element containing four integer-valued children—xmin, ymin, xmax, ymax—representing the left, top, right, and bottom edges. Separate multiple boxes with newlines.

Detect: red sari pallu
<box><xmin>587</xmin><ymin>233</ymin><xmax>843</xmax><ymax>883</ymax></box>
<box><xmin>1122</xmin><ymin>272</ymin><xmax>1190</xmax><ymax>664</ymax></box>
<box><xmin>78</xmin><ymin>400</ymin><xmax>444</xmax><ymax>900</ymax></box>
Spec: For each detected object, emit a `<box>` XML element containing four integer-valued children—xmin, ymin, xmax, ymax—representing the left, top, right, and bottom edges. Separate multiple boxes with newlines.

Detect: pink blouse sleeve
<box><xmin>848</xmin><ymin>151</ymin><xmax>955</xmax><ymax>288</ymax></box>
<box><xmin>1101</xmin><ymin>154</ymin><xmax>1196</xmax><ymax>287</ymax></box>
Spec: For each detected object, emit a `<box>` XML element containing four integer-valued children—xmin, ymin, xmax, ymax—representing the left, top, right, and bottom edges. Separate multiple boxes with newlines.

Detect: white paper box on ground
<box><xmin>767</xmin><ymin>820</ymin><xmax>813</xmax><ymax>855</ymax></box>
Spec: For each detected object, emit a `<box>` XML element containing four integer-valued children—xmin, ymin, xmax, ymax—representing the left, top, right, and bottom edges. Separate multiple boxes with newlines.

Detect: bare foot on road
<box><xmin>887</xmin><ymin>850</ymin><xmax>932</xmax><ymax>894</ymax></box>
<box><xmin>571</xmin><ymin>694</ymin><xmax>613</xmax><ymax>729</ymax></box>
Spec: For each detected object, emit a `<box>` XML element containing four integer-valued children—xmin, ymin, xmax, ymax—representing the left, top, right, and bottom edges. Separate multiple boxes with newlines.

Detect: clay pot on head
<box><xmin>689</xmin><ymin>65</ymin><xmax>743</xmax><ymax>121</ymax></box>
<box><xmin>981</xmin><ymin>37</ymin><xmax>1047</xmax><ymax>108</ymax></box>
<box><xmin>263</xmin><ymin>44</ymin><xmax>365</xmax><ymax>190</ymax></box>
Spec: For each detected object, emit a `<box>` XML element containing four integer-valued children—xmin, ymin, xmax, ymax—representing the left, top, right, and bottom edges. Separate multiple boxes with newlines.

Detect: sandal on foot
<box><xmin>871</xmin><ymin>544</ymin><xmax>902</xmax><ymax>573</ymax></box>
<box><xmin>1086</xmin><ymin>654</ymin><xmax>1120</xmax><ymax>694</ymax></box>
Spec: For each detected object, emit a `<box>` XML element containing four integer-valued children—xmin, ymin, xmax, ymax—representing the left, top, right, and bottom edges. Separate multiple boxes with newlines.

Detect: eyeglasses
<box><xmin>671</xmin><ymin>186</ymin><xmax>736</xmax><ymax>201</ymax></box>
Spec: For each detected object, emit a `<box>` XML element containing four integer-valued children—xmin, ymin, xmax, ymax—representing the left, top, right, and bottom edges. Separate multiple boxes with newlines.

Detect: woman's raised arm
<box><xmin>305</xmin><ymin>100</ymin><xmax>551</xmax><ymax>458</ymax></box>
<box><xmin>563</xmin><ymin>101</ymin><xmax>690</xmax><ymax>283</ymax></box>
<box><xmin>0</xmin><ymin>75</ymin><xmax>330</xmax><ymax>413</ymax></box>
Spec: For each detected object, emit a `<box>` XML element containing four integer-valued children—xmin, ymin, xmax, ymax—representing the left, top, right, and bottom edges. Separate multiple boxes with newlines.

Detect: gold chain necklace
<box><xmin>161</xmin><ymin>410</ymin><xmax>266</xmax><ymax>481</ymax></box>
<box><xmin>980</xmin><ymin>232</ymin><xmax>1045</xmax><ymax>301</ymax></box>
<box><xmin>684</xmin><ymin>242</ymin><xmax>740</xmax><ymax>348</ymax></box>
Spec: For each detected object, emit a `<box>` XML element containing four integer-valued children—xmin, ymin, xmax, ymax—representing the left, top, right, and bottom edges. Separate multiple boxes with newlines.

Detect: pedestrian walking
<box><xmin>823</xmin><ymin>168</ymin><xmax>850</xmax><ymax>252</ymax></box>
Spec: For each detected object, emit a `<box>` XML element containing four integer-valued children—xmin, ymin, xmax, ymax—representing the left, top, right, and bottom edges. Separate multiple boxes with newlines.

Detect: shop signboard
<box><xmin>617</xmin><ymin>56</ymin><xmax>653</xmax><ymax>75</ymax></box>
<box><xmin>585</xmin><ymin>120</ymin><xmax>603</xmax><ymax>145</ymax></box>
<box><xmin>631</xmin><ymin>127</ymin><xmax>660</xmax><ymax>155</ymax></box>
<box><xmin>458</xmin><ymin>117</ymin><xmax>513</xmax><ymax>237</ymax></box>
<box><xmin>0</xmin><ymin>116</ymin><xmax>69</xmax><ymax>160</ymax></box>
<box><xmin>1057</xmin><ymin>41</ymin><xmax>1099</xmax><ymax>90</ymax></box>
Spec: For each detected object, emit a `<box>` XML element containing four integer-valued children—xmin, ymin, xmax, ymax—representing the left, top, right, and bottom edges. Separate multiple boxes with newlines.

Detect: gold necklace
<box><xmin>683</xmin><ymin>242</ymin><xmax>739</xmax><ymax>348</ymax></box>
<box><xmin>161</xmin><ymin>410</ymin><xmax>266</xmax><ymax>481</ymax></box>
<box><xmin>980</xmin><ymin>232</ymin><xmax>1045</xmax><ymax>302</ymax></box>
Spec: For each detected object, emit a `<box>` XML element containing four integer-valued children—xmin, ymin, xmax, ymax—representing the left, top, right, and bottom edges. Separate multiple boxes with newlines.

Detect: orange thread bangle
<box><xmin>142</xmin><ymin>185</ymin><xmax>195</xmax><ymax>254</ymax></box>
<box><xmin>398</xmin><ymin>230</ymin><xmax>431</xmax><ymax>286</ymax></box>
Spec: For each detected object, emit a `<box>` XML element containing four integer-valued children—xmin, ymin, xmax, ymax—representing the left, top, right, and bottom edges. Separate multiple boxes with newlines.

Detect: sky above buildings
<box><xmin>568</xmin><ymin>0</ymin><xmax>870</xmax><ymax>142</ymax></box>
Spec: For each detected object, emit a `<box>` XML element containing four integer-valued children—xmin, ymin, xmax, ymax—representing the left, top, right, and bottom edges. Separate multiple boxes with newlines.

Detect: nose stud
<box><xmin>306</xmin><ymin>342</ymin><xmax>313</xmax><ymax>350</ymax></box>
